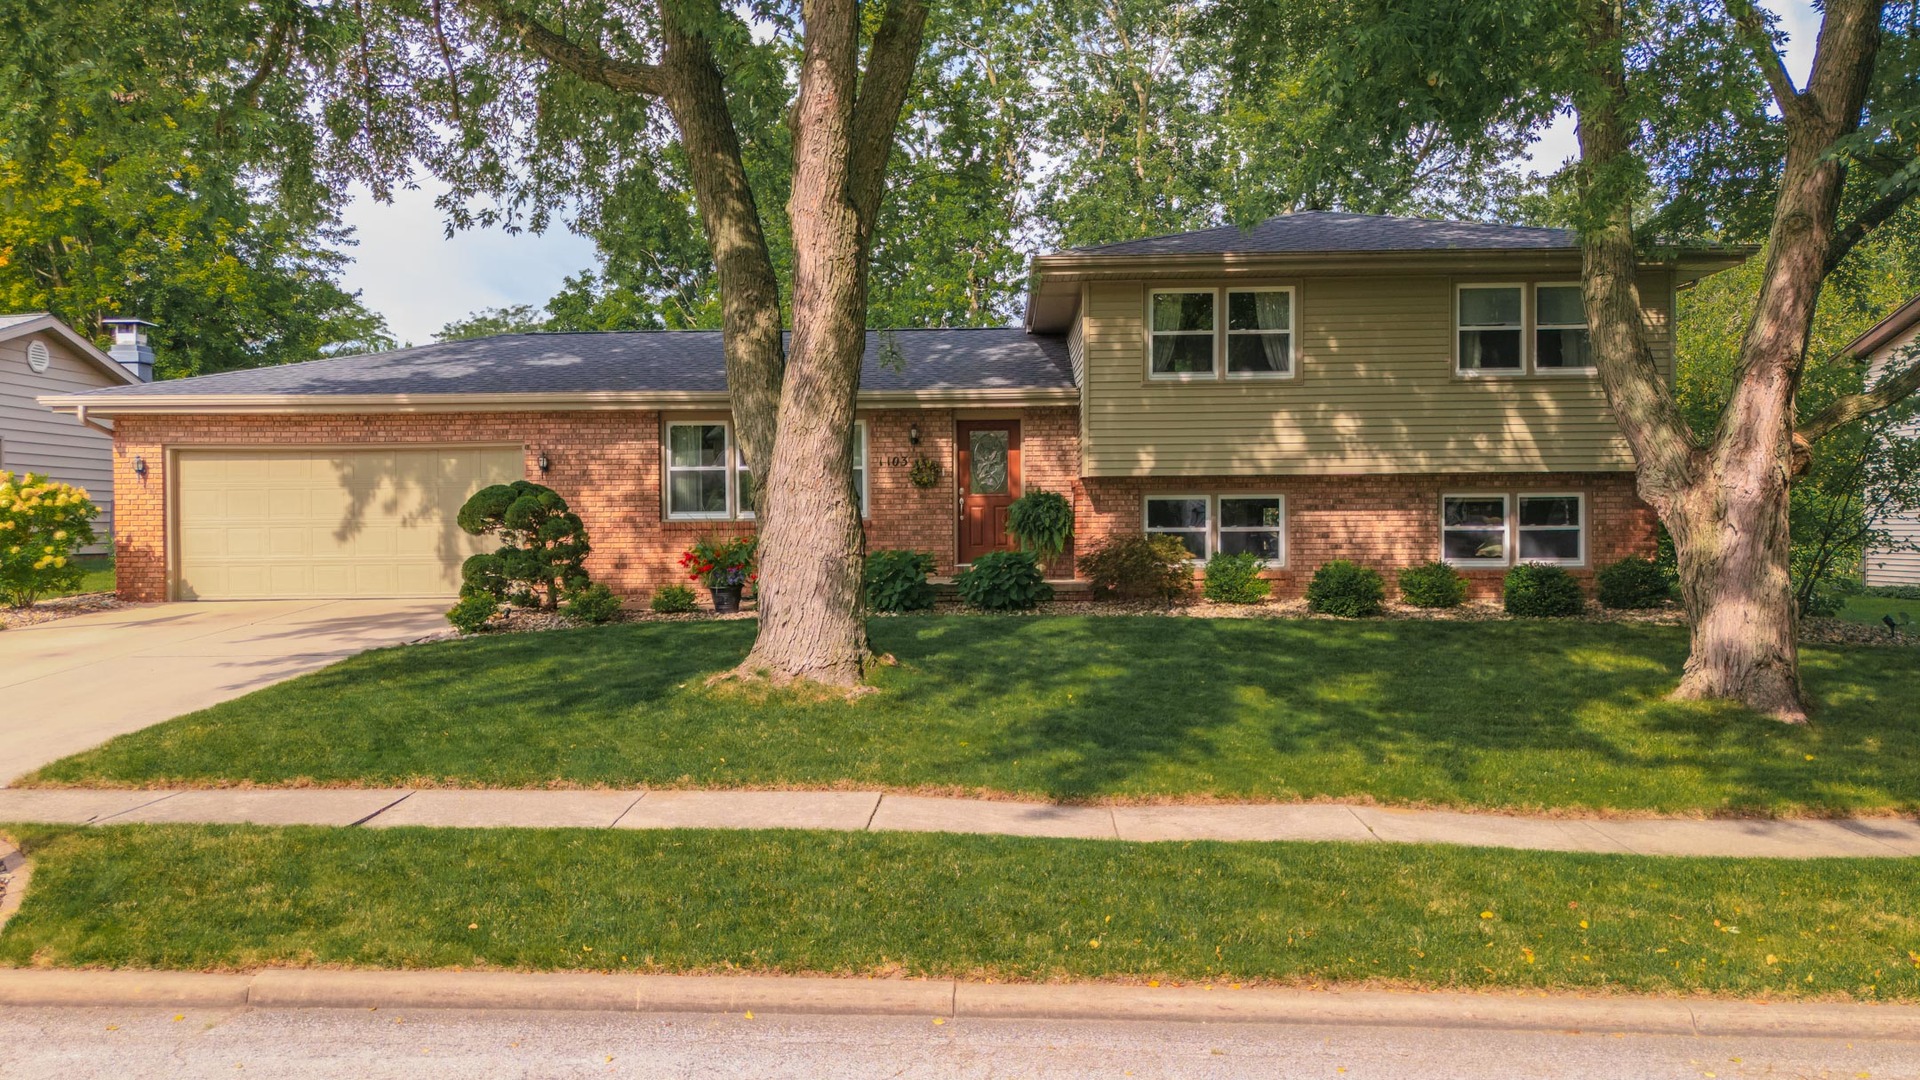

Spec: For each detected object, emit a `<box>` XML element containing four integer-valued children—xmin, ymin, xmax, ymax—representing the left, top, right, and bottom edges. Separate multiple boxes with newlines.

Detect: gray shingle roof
<box><xmin>0</xmin><ymin>312</ymin><xmax>50</xmax><ymax>331</ymax></box>
<box><xmin>1067</xmin><ymin>211</ymin><xmax>1579</xmax><ymax>257</ymax></box>
<box><xmin>70</xmin><ymin>328</ymin><xmax>1074</xmax><ymax>399</ymax></box>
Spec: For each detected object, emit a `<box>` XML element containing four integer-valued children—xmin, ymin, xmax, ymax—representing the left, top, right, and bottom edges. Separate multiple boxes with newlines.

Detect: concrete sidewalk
<box><xmin>0</xmin><ymin>600</ymin><xmax>450</xmax><ymax>784</ymax></box>
<box><xmin>1</xmin><ymin>968</ymin><xmax>1917</xmax><ymax>1039</ymax></box>
<box><xmin>3</xmin><ymin>786</ymin><xmax>1918</xmax><ymax>858</ymax></box>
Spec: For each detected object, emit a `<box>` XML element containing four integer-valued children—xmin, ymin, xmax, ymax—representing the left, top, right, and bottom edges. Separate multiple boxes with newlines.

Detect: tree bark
<box><xmin>1572</xmin><ymin>0</ymin><xmax>1888</xmax><ymax>722</ymax></box>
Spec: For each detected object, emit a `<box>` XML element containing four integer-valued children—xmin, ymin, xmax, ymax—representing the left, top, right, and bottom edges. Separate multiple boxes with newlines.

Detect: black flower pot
<box><xmin>710</xmin><ymin>585</ymin><xmax>743</xmax><ymax>613</ymax></box>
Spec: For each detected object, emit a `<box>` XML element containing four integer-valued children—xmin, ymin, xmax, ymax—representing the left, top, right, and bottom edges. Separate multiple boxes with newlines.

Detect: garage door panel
<box><xmin>175</xmin><ymin>446</ymin><xmax>522</xmax><ymax>600</ymax></box>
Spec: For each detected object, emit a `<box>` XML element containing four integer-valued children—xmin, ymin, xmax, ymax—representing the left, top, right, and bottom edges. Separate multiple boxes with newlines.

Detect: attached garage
<box><xmin>173</xmin><ymin>446</ymin><xmax>523</xmax><ymax>600</ymax></box>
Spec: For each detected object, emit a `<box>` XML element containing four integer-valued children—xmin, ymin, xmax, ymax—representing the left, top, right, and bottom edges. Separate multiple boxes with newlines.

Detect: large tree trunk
<box><xmin>1572</xmin><ymin>0</ymin><xmax>1884</xmax><ymax>721</ymax></box>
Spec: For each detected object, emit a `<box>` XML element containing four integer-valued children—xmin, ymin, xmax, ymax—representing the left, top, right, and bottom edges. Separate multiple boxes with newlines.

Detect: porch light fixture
<box><xmin>537</xmin><ymin>451</ymin><xmax>551</xmax><ymax>473</ymax></box>
<box><xmin>908</xmin><ymin>423</ymin><xmax>921</xmax><ymax>446</ymax></box>
<box><xmin>132</xmin><ymin>455</ymin><xmax>147</xmax><ymax>478</ymax></box>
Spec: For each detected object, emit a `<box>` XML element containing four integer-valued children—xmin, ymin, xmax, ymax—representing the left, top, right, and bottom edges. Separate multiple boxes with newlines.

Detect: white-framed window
<box><xmin>1144</xmin><ymin>495</ymin><xmax>1210</xmax><ymax>559</ymax></box>
<box><xmin>1144</xmin><ymin>494</ymin><xmax>1287</xmax><ymax>563</ymax></box>
<box><xmin>666</xmin><ymin>421</ymin><xmax>733</xmax><ymax>519</ymax></box>
<box><xmin>1148</xmin><ymin>290</ymin><xmax>1218</xmax><ymax>377</ymax></box>
<box><xmin>1216</xmin><ymin>495</ymin><xmax>1285</xmax><ymax>561</ymax></box>
<box><xmin>1516</xmin><ymin>493</ymin><xmax>1585</xmax><ymax>565</ymax></box>
<box><xmin>1224</xmin><ymin>288</ymin><xmax>1294</xmax><ymax>378</ymax></box>
<box><xmin>1534</xmin><ymin>283</ymin><xmax>1594</xmax><ymax>372</ymax></box>
<box><xmin>669</xmin><ymin>419</ymin><xmax>867</xmax><ymax>521</ymax></box>
<box><xmin>1456</xmin><ymin>284</ymin><xmax>1525</xmax><ymax>375</ymax></box>
<box><xmin>1441</xmin><ymin>494</ymin><xmax>1510</xmax><ymax>566</ymax></box>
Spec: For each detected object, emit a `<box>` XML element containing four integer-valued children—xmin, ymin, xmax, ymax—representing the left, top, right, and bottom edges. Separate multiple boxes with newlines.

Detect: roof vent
<box><xmin>103</xmin><ymin>317</ymin><xmax>156</xmax><ymax>382</ymax></box>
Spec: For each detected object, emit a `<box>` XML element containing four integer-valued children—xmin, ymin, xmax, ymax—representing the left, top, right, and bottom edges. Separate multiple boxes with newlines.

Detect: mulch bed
<box><xmin>0</xmin><ymin>592</ymin><xmax>127</xmax><ymax>631</ymax></box>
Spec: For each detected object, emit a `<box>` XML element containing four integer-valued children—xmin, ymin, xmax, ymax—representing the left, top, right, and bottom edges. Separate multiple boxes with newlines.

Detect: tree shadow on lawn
<box><xmin>867</xmin><ymin>616</ymin><xmax>1920</xmax><ymax>813</ymax></box>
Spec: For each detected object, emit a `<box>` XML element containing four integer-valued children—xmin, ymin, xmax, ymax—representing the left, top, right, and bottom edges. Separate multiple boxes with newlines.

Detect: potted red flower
<box><xmin>679</xmin><ymin>535</ymin><xmax>758</xmax><ymax>613</ymax></box>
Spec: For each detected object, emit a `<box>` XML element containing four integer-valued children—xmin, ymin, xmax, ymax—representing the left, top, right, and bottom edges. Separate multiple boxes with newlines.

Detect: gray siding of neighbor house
<box><xmin>1865</xmin><ymin>323</ymin><xmax>1920</xmax><ymax>587</ymax></box>
<box><xmin>0</xmin><ymin>331</ymin><xmax>118</xmax><ymax>542</ymax></box>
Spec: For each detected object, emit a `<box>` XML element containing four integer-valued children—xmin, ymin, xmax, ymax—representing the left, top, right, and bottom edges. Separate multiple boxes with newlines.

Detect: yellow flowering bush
<box><xmin>0</xmin><ymin>471</ymin><xmax>99</xmax><ymax>607</ymax></box>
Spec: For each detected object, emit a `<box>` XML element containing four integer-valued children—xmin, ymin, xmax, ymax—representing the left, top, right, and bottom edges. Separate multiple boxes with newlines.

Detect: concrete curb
<box><xmin>1</xmin><ymin>969</ymin><xmax>1917</xmax><ymax>1039</ymax></box>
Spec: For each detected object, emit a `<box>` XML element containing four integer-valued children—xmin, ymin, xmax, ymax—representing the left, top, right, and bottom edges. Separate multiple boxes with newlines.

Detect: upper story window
<box><xmin>1458</xmin><ymin>282</ymin><xmax>1596</xmax><ymax>376</ymax></box>
<box><xmin>669</xmin><ymin>420</ymin><xmax>867</xmax><ymax>521</ymax></box>
<box><xmin>1149</xmin><ymin>286</ymin><xmax>1296</xmax><ymax>380</ymax></box>
<box><xmin>1457</xmin><ymin>285</ymin><xmax>1525</xmax><ymax>374</ymax></box>
<box><xmin>1534</xmin><ymin>284</ymin><xmax>1594</xmax><ymax>371</ymax></box>
<box><xmin>1150</xmin><ymin>290</ymin><xmax>1217</xmax><ymax>376</ymax></box>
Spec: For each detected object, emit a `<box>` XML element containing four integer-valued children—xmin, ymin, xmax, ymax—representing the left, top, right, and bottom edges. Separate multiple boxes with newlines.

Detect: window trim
<box><xmin>1531</xmin><ymin>281</ymin><xmax>1598</xmax><ymax>377</ymax></box>
<box><xmin>1214</xmin><ymin>493</ymin><xmax>1288</xmax><ymax>565</ymax></box>
<box><xmin>1146</xmin><ymin>288</ymin><xmax>1220</xmax><ymax>381</ymax></box>
<box><xmin>1439</xmin><ymin>492</ymin><xmax>1513</xmax><ymax>568</ymax></box>
<box><xmin>664</xmin><ymin>420</ymin><xmax>736</xmax><ymax>521</ymax></box>
<box><xmin>1515</xmin><ymin>491</ymin><xmax>1587</xmax><ymax>568</ymax></box>
<box><xmin>1223</xmin><ymin>286</ymin><xmax>1297</xmax><ymax>381</ymax></box>
<box><xmin>850</xmin><ymin>419</ymin><xmax>870</xmax><ymax>521</ymax></box>
<box><xmin>1454</xmin><ymin>282</ymin><xmax>1529</xmax><ymax>378</ymax></box>
<box><xmin>1143</xmin><ymin>492</ymin><xmax>1213</xmax><ymax>562</ymax></box>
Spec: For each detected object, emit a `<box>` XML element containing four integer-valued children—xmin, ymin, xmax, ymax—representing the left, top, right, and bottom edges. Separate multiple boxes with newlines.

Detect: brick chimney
<box><xmin>103</xmin><ymin>317</ymin><xmax>156</xmax><ymax>382</ymax></box>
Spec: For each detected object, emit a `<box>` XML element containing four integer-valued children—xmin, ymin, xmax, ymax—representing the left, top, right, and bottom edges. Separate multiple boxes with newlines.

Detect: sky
<box><xmin>336</xmin><ymin>2</ymin><xmax>1827</xmax><ymax>346</ymax></box>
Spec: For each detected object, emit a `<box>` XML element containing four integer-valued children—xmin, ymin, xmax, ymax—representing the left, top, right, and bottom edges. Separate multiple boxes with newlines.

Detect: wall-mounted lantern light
<box><xmin>537</xmin><ymin>451</ymin><xmax>551</xmax><ymax>474</ymax></box>
<box><xmin>908</xmin><ymin>423</ymin><xmax>921</xmax><ymax>446</ymax></box>
<box><xmin>132</xmin><ymin>455</ymin><xmax>147</xmax><ymax>478</ymax></box>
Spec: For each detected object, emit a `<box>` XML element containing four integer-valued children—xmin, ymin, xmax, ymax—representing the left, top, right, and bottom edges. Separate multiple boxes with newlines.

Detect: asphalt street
<box><xmin>2</xmin><ymin>1005</ymin><xmax>1917</xmax><ymax>1079</ymax></box>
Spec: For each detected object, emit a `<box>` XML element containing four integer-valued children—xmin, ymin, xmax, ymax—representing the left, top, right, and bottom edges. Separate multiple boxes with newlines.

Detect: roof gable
<box><xmin>0</xmin><ymin>313</ymin><xmax>139</xmax><ymax>387</ymax></box>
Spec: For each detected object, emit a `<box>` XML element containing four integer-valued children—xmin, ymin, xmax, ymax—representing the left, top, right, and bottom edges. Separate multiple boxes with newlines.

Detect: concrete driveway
<box><xmin>0</xmin><ymin>600</ymin><xmax>450</xmax><ymax>784</ymax></box>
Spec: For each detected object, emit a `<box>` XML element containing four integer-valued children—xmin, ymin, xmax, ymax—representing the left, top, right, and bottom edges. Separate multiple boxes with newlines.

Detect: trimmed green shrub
<box><xmin>1868</xmin><ymin>584</ymin><xmax>1920</xmax><ymax>601</ymax></box>
<box><xmin>649</xmin><ymin>585</ymin><xmax>698</xmax><ymax>614</ymax></box>
<box><xmin>446</xmin><ymin>592</ymin><xmax>500</xmax><ymax>634</ymax></box>
<box><xmin>865</xmin><ymin>549</ymin><xmax>938</xmax><ymax>613</ymax></box>
<box><xmin>0</xmin><ymin>471</ymin><xmax>100</xmax><ymax>608</ymax></box>
<box><xmin>566</xmin><ymin>583</ymin><xmax>624</xmax><ymax>624</ymax></box>
<box><xmin>456</xmin><ymin>481</ymin><xmax>591</xmax><ymax>610</ymax></box>
<box><xmin>1006</xmin><ymin>489</ymin><xmax>1075</xmax><ymax>564</ymax></box>
<box><xmin>1306</xmin><ymin>560</ymin><xmax>1385</xmax><ymax>617</ymax></box>
<box><xmin>1504</xmin><ymin>564</ymin><xmax>1585</xmax><ymax>617</ymax></box>
<box><xmin>1202</xmin><ymin>551</ymin><xmax>1271</xmax><ymax>604</ymax></box>
<box><xmin>1595</xmin><ymin>557</ymin><xmax>1673</xmax><ymax>610</ymax></box>
<box><xmin>1079</xmin><ymin>534</ymin><xmax>1195</xmax><ymax>603</ymax></box>
<box><xmin>1398</xmin><ymin>561</ymin><xmax>1467</xmax><ymax>608</ymax></box>
<box><xmin>955</xmin><ymin>550</ymin><xmax>1053</xmax><ymax>611</ymax></box>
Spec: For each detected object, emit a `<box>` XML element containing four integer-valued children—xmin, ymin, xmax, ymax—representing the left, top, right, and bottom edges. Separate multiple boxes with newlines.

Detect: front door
<box><xmin>957</xmin><ymin>420</ymin><xmax>1021</xmax><ymax>565</ymax></box>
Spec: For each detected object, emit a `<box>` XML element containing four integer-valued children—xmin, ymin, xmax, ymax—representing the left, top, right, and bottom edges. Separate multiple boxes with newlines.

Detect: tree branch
<box><xmin>847</xmin><ymin>0</ymin><xmax>929</xmax><ymax>235</ymax></box>
<box><xmin>462</xmin><ymin>0</ymin><xmax>668</xmax><ymax>96</ymax></box>
<box><xmin>1726</xmin><ymin>0</ymin><xmax>1806</xmax><ymax>120</ymax></box>
<box><xmin>1824</xmin><ymin>175</ymin><xmax>1920</xmax><ymax>275</ymax></box>
<box><xmin>1799</xmin><ymin>349</ymin><xmax>1920</xmax><ymax>442</ymax></box>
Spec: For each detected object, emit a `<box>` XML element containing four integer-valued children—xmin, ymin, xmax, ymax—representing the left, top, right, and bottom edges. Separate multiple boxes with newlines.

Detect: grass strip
<box><xmin>1</xmin><ymin>823</ymin><xmax>1916</xmax><ymax>1000</ymax></box>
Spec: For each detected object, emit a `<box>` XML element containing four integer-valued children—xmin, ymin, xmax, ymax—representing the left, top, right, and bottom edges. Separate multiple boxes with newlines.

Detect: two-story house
<box><xmin>41</xmin><ymin>212</ymin><xmax>1743</xmax><ymax>603</ymax></box>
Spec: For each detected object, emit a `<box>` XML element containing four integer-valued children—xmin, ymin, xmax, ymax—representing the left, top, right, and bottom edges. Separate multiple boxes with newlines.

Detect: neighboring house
<box><xmin>40</xmin><ymin>212</ymin><xmax>1744</xmax><ymax>604</ymax></box>
<box><xmin>1845</xmin><ymin>294</ymin><xmax>1920</xmax><ymax>587</ymax></box>
<box><xmin>2</xmin><ymin>313</ymin><xmax>148</xmax><ymax>547</ymax></box>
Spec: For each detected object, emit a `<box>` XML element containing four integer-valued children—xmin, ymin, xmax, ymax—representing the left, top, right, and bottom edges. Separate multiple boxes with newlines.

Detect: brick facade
<box><xmin>109</xmin><ymin>407</ymin><xmax>1653</xmax><ymax>604</ymax></box>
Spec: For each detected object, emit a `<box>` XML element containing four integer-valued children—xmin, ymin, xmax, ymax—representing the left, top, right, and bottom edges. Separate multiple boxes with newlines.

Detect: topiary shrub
<box><xmin>1202</xmin><ymin>550</ymin><xmax>1270</xmax><ymax>604</ymax></box>
<box><xmin>1398</xmin><ymin>561</ymin><xmax>1467</xmax><ymax>608</ymax></box>
<box><xmin>1078</xmin><ymin>534</ymin><xmax>1195</xmax><ymax>603</ymax></box>
<box><xmin>456</xmin><ymin>481</ymin><xmax>591</xmax><ymax>611</ymax></box>
<box><xmin>955</xmin><ymin>550</ymin><xmax>1052</xmax><ymax>610</ymax></box>
<box><xmin>1504</xmin><ymin>563</ymin><xmax>1585</xmax><ymax>617</ymax></box>
<box><xmin>1306</xmin><ymin>560</ymin><xmax>1385</xmax><ymax>617</ymax></box>
<box><xmin>650</xmin><ymin>584</ymin><xmax>698</xmax><ymax>614</ymax></box>
<box><xmin>565</xmin><ymin>582</ymin><xmax>624</xmax><ymax>624</ymax></box>
<box><xmin>1006</xmin><ymin>489</ymin><xmax>1074</xmax><ymax>565</ymax></box>
<box><xmin>1595</xmin><ymin>556</ymin><xmax>1673</xmax><ymax>610</ymax></box>
<box><xmin>0</xmin><ymin>471</ymin><xmax>99</xmax><ymax>608</ymax></box>
<box><xmin>865</xmin><ymin>549</ymin><xmax>937</xmax><ymax>613</ymax></box>
<box><xmin>446</xmin><ymin>592</ymin><xmax>501</xmax><ymax>634</ymax></box>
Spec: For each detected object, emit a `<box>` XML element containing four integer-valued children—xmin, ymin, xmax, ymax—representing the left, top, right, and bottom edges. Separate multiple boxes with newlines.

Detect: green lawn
<box><xmin>40</xmin><ymin>554</ymin><xmax>114</xmax><ymax>598</ymax></box>
<box><xmin>1838</xmin><ymin>594</ymin><xmax>1918</xmax><ymax>628</ymax></box>
<box><xmin>27</xmin><ymin>616</ymin><xmax>1920</xmax><ymax>816</ymax></box>
<box><xmin>1</xmin><ymin>824</ymin><xmax>1914</xmax><ymax>1000</ymax></box>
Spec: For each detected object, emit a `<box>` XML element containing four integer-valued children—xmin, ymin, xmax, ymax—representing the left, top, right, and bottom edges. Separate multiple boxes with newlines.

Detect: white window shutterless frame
<box><xmin>1456</xmin><ymin>284</ymin><xmax>1525</xmax><ymax>375</ymax></box>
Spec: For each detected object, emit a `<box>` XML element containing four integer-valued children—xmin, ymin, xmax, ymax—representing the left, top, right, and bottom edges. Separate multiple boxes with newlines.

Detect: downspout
<box><xmin>74</xmin><ymin>405</ymin><xmax>115</xmax><ymax>437</ymax></box>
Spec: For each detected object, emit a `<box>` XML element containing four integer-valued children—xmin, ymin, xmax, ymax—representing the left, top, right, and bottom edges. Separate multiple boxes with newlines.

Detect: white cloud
<box><xmin>336</xmin><ymin>173</ymin><xmax>596</xmax><ymax>346</ymax></box>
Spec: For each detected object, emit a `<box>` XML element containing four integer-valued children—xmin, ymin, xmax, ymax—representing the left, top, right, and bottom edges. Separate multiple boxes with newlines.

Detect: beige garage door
<box><xmin>175</xmin><ymin>447</ymin><xmax>524</xmax><ymax>600</ymax></box>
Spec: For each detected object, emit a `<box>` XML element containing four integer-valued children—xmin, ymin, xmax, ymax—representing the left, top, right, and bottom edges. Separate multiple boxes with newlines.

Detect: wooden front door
<box><xmin>957</xmin><ymin>420</ymin><xmax>1021</xmax><ymax>565</ymax></box>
